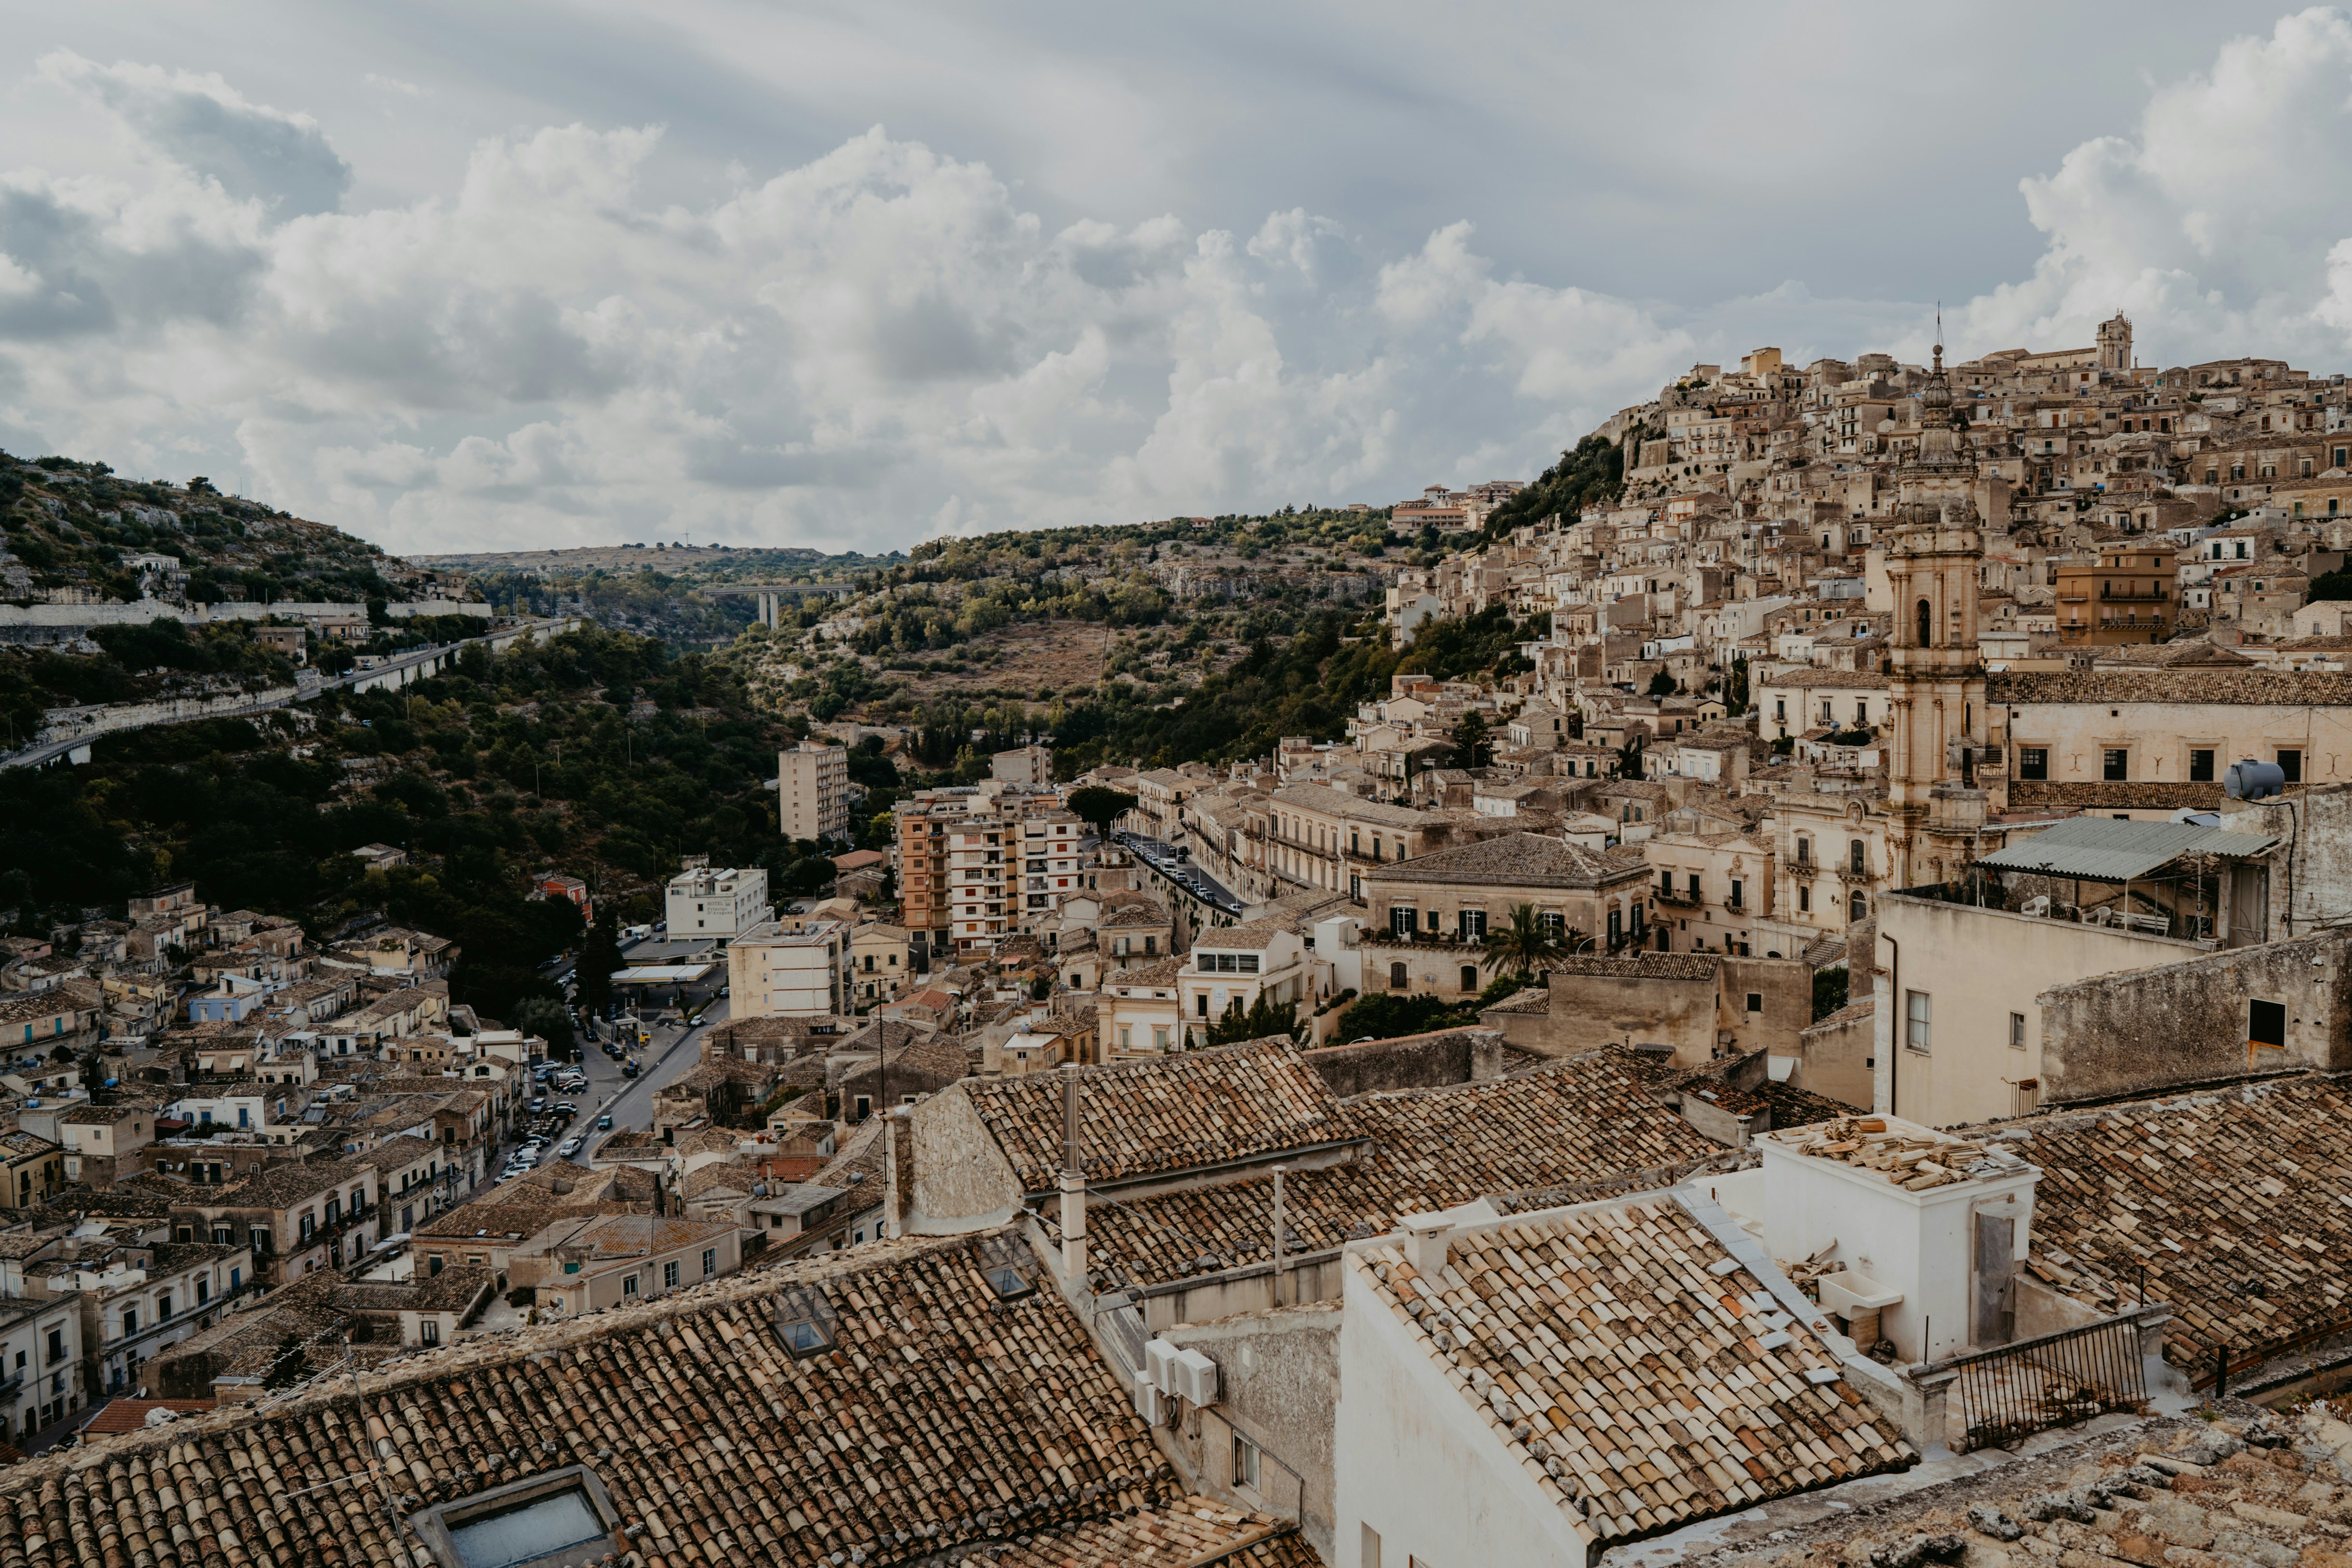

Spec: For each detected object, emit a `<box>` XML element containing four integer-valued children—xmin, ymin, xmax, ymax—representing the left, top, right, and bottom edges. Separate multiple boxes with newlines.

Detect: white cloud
<box><xmin>11</xmin><ymin>14</ymin><xmax>2352</xmax><ymax>557</ymax></box>
<box><xmin>1956</xmin><ymin>6</ymin><xmax>2352</xmax><ymax>364</ymax></box>
<box><xmin>362</xmin><ymin>73</ymin><xmax>428</xmax><ymax>99</ymax></box>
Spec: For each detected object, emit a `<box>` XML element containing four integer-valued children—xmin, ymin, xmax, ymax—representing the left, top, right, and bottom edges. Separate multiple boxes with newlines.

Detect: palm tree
<box><xmin>1481</xmin><ymin>903</ymin><xmax>1569</xmax><ymax>982</ymax></box>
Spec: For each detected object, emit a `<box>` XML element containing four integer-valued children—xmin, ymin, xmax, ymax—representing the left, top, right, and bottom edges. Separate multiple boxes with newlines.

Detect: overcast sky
<box><xmin>0</xmin><ymin>1</ymin><xmax>2345</xmax><ymax>555</ymax></box>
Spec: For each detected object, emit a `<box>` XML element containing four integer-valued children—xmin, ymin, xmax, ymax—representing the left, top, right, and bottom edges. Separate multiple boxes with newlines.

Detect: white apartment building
<box><xmin>664</xmin><ymin>863</ymin><xmax>773</xmax><ymax>941</ymax></box>
<box><xmin>0</xmin><ymin>1292</ymin><xmax>83</xmax><ymax>1441</ymax></box>
<box><xmin>778</xmin><ymin>742</ymin><xmax>851</xmax><ymax>842</ymax></box>
<box><xmin>947</xmin><ymin>818</ymin><xmax>1011</xmax><ymax>952</ymax></box>
<box><xmin>725</xmin><ymin>919</ymin><xmax>850</xmax><ymax>1017</ymax></box>
<box><xmin>1178</xmin><ymin>922</ymin><xmax>1307</xmax><ymax>1049</ymax></box>
<box><xmin>1016</xmin><ymin>810</ymin><xmax>1083</xmax><ymax>922</ymax></box>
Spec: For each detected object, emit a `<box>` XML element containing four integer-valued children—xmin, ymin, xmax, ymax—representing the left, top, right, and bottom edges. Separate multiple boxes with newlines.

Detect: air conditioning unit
<box><xmin>1144</xmin><ymin>1337</ymin><xmax>1181</xmax><ymax>1395</ymax></box>
<box><xmin>1169</xmin><ymin>1347</ymin><xmax>1220</xmax><ymax>1407</ymax></box>
<box><xmin>1132</xmin><ymin>1370</ymin><xmax>1164</xmax><ymax>1425</ymax></box>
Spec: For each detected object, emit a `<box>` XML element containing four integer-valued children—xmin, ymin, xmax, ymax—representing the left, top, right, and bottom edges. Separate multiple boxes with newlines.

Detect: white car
<box><xmin>559</xmin><ymin>1136</ymin><xmax>582</xmax><ymax>1157</ymax></box>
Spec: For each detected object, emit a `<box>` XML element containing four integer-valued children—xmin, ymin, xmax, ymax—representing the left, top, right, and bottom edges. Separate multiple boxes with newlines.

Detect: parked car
<box><xmin>622</xmin><ymin>1061</ymin><xmax>639</xmax><ymax>1078</ymax></box>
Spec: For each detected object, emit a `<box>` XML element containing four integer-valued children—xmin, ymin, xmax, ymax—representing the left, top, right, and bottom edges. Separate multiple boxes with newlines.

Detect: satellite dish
<box><xmin>2223</xmin><ymin>759</ymin><xmax>2287</xmax><ymax>801</ymax></box>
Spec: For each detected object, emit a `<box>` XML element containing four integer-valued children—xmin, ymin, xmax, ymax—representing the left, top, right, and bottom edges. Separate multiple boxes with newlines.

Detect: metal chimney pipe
<box><xmin>1271</xmin><ymin>1164</ymin><xmax>1288</xmax><ymax>1308</ymax></box>
<box><xmin>1058</xmin><ymin>1064</ymin><xmax>1086</xmax><ymax>1282</ymax></box>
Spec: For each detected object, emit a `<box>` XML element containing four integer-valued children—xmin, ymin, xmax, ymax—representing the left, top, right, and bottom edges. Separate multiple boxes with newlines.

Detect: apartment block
<box><xmin>778</xmin><ymin>741</ymin><xmax>851</xmax><ymax>842</ymax></box>
<box><xmin>664</xmin><ymin>862</ymin><xmax>772</xmax><ymax>941</ymax></box>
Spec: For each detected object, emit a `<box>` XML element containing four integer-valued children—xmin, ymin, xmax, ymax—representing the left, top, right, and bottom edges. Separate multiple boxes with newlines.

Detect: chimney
<box><xmin>1058</xmin><ymin>1064</ymin><xmax>1086</xmax><ymax>1282</ymax></box>
<box><xmin>1399</xmin><ymin>1211</ymin><xmax>1451</xmax><ymax>1278</ymax></box>
<box><xmin>881</xmin><ymin>1107</ymin><xmax>906</xmax><ymax>1241</ymax></box>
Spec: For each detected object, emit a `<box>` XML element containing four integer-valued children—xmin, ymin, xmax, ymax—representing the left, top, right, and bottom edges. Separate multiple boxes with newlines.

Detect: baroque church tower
<box><xmin>1882</xmin><ymin>326</ymin><xmax>1991</xmax><ymax>887</ymax></box>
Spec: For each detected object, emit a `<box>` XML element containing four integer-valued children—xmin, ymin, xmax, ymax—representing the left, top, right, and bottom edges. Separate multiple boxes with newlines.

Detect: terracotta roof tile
<box><xmin>967</xmin><ymin>1039</ymin><xmax>1354</xmax><ymax>1193</ymax></box>
<box><xmin>18</xmin><ymin>1230</ymin><xmax>1195</xmax><ymax>1568</ymax></box>
<box><xmin>1353</xmin><ymin>1196</ymin><xmax>1914</xmax><ymax>1540</ymax></box>
<box><xmin>1977</xmin><ymin>1073</ymin><xmax>2352</xmax><ymax>1379</ymax></box>
<box><xmin>1082</xmin><ymin>1055</ymin><xmax>1718</xmax><ymax>1289</ymax></box>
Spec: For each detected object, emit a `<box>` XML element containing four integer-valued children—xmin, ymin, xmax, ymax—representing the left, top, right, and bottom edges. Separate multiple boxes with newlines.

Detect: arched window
<box><xmin>1914</xmin><ymin>597</ymin><xmax>1932</xmax><ymax>648</ymax></box>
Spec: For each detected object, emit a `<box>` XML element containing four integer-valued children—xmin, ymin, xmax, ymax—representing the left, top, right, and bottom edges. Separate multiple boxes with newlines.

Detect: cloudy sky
<box><xmin>0</xmin><ymin>2</ymin><xmax>2345</xmax><ymax>556</ymax></box>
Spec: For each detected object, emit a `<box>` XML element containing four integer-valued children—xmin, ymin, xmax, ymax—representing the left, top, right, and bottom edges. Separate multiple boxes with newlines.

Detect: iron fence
<box><xmin>1942</xmin><ymin>1315</ymin><xmax>2146</xmax><ymax>1452</ymax></box>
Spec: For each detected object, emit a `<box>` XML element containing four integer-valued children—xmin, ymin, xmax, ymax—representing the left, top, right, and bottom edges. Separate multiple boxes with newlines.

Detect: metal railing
<box><xmin>1934</xmin><ymin>1315</ymin><xmax>2147</xmax><ymax>1452</ymax></box>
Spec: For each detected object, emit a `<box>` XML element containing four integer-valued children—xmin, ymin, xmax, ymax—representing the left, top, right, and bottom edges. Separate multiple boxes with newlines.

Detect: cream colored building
<box><xmin>507</xmin><ymin>1215</ymin><xmax>741</xmax><ymax>1317</ymax></box>
<box><xmin>1101</xmin><ymin>957</ymin><xmax>1182</xmax><ymax>1060</ymax></box>
<box><xmin>1178</xmin><ymin>923</ymin><xmax>1306</xmax><ymax>1049</ymax></box>
<box><xmin>1644</xmin><ymin>829</ymin><xmax>1776</xmax><ymax>956</ymax></box>
<box><xmin>725</xmin><ymin>919</ymin><xmax>849</xmax><ymax>1018</ymax></box>
<box><xmin>778</xmin><ymin>741</ymin><xmax>851</xmax><ymax>842</ymax></box>
<box><xmin>848</xmin><ymin>923</ymin><xmax>909</xmax><ymax>1009</ymax></box>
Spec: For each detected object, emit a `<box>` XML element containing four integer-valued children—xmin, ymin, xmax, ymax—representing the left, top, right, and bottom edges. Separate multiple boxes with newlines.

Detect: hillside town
<box><xmin>0</xmin><ymin>319</ymin><xmax>2349</xmax><ymax>1568</ymax></box>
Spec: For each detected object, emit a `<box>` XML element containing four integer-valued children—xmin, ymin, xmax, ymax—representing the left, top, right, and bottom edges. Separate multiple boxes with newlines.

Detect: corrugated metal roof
<box><xmin>1976</xmin><ymin>817</ymin><xmax>2278</xmax><ymax>883</ymax></box>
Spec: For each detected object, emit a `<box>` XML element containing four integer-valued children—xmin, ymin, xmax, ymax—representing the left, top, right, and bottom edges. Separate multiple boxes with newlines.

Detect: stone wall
<box><xmin>1300</xmin><ymin>1028</ymin><xmax>1502</xmax><ymax>1098</ymax></box>
<box><xmin>1720</xmin><ymin>954</ymin><xmax>1814</xmax><ymax>1054</ymax></box>
<box><xmin>2038</xmin><ymin>927</ymin><xmax>2352</xmax><ymax>1104</ymax></box>
<box><xmin>1160</xmin><ymin>1302</ymin><xmax>1342</xmax><ymax>1564</ymax></box>
<box><xmin>904</xmin><ymin>1084</ymin><xmax>1023</xmax><ymax>1231</ymax></box>
<box><xmin>1532</xmin><ymin>964</ymin><xmax>1717</xmax><ymax>1063</ymax></box>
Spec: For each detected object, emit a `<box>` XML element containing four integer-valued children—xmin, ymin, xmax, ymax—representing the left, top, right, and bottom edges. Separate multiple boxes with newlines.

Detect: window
<box><xmin>1795</xmin><ymin>836</ymin><xmax>1811</xmax><ymax>866</ymax></box>
<box><xmin>1459</xmin><ymin>966</ymin><xmax>1478</xmax><ymax>993</ymax></box>
<box><xmin>2189</xmin><ymin>749</ymin><xmax>2215</xmax><ymax>783</ymax></box>
<box><xmin>702</xmin><ymin>1248</ymin><xmax>717</xmax><ymax>1278</ymax></box>
<box><xmin>775</xmin><ymin>1288</ymin><xmax>838</xmax><ymax>1358</ymax></box>
<box><xmin>983</xmin><ymin>1264</ymin><xmax>1036</xmax><ymax>1300</ymax></box>
<box><xmin>2103</xmin><ymin>749</ymin><xmax>2128</xmax><ymax>782</ymax></box>
<box><xmin>2249</xmin><ymin>998</ymin><xmax>2286</xmax><ymax>1051</ymax></box>
<box><xmin>1729</xmin><ymin>878</ymin><xmax>1743</xmax><ymax>910</ymax></box>
<box><xmin>230</xmin><ymin>1267</ymin><xmax>243</xmax><ymax>1291</ymax></box>
<box><xmin>195</xmin><ymin>1278</ymin><xmax>209</xmax><ymax>1306</ymax></box>
<box><xmin>1232</xmin><ymin>1432</ymin><xmax>1261</xmax><ymax>1491</ymax></box>
<box><xmin>158</xmin><ymin>1292</ymin><xmax>172</xmax><ymax>1321</ymax></box>
<box><xmin>1118</xmin><ymin>1025</ymin><xmax>1132</xmax><ymax>1051</ymax></box>
<box><xmin>408</xmin><ymin>1465</ymin><xmax>620</xmax><ymax>1568</ymax></box>
<box><xmin>121</xmin><ymin>1308</ymin><xmax>137</xmax><ymax>1337</ymax></box>
<box><xmin>621</xmin><ymin>1274</ymin><xmax>639</xmax><ymax>1297</ymax></box>
<box><xmin>2010</xmin><ymin>1012</ymin><xmax>2027</xmax><ymax>1051</ymax></box>
<box><xmin>663</xmin><ymin>1261</ymin><xmax>680</xmax><ymax>1290</ymax></box>
<box><xmin>1389</xmin><ymin>962</ymin><xmax>1408</xmax><ymax>990</ymax></box>
<box><xmin>1390</xmin><ymin>907</ymin><xmax>1417</xmax><ymax>939</ymax></box>
<box><xmin>1196</xmin><ymin>995</ymin><xmax>1209</xmax><ymax>1018</ymax></box>
<box><xmin>1905</xmin><ymin>990</ymin><xmax>1931</xmax><ymax>1053</ymax></box>
<box><xmin>2018</xmin><ymin>747</ymin><xmax>2049</xmax><ymax>781</ymax></box>
<box><xmin>1151</xmin><ymin>1025</ymin><xmax>1170</xmax><ymax>1051</ymax></box>
<box><xmin>1457</xmin><ymin>910</ymin><xmax>1486</xmax><ymax>940</ymax></box>
<box><xmin>44</xmin><ymin>1329</ymin><xmax>61</xmax><ymax>1365</ymax></box>
<box><xmin>1798</xmin><ymin>886</ymin><xmax>1811</xmax><ymax>913</ymax></box>
<box><xmin>1848</xmin><ymin>839</ymin><xmax>1865</xmax><ymax>876</ymax></box>
<box><xmin>1746</xmin><ymin>992</ymin><xmax>1763</xmax><ymax>1014</ymax></box>
<box><xmin>2277</xmin><ymin>749</ymin><xmax>2303</xmax><ymax>784</ymax></box>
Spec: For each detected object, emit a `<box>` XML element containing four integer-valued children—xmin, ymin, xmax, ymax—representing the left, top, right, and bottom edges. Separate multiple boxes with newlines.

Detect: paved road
<box><xmin>1121</xmin><ymin>832</ymin><xmax>1247</xmax><ymax>915</ymax></box>
<box><xmin>580</xmin><ymin>995</ymin><xmax>729</xmax><ymax>1161</ymax></box>
<box><xmin>1</xmin><ymin>616</ymin><xmax>574</xmax><ymax>771</ymax></box>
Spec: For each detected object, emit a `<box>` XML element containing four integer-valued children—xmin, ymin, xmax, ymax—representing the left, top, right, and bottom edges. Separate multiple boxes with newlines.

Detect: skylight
<box><xmin>408</xmin><ymin>1466</ymin><xmax>620</xmax><ymax>1568</ymax></box>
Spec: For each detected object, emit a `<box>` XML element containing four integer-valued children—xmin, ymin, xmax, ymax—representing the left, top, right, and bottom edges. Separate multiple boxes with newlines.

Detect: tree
<box><xmin>1067</xmin><ymin>785</ymin><xmax>1140</xmax><ymax>841</ymax></box>
<box><xmin>1481</xmin><ymin>903</ymin><xmax>1568</xmax><ymax>982</ymax></box>
<box><xmin>264</xmin><ymin>1332</ymin><xmax>307</xmax><ymax>1391</ymax></box>
<box><xmin>1728</xmin><ymin>654</ymin><xmax>1750</xmax><ymax>712</ymax></box>
<box><xmin>508</xmin><ymin>995</ymin><xmax>576</xmax><ymax>1059</ymax></box>
<box><xmin>577</xmin><ymin>909</ymin><xmax>621</xmax><ymax>1019</ymax></box>
<box><xmin>1332</xmin><ymin>991</ymin><xmax>1471</xmax><ymax>1042</ymax></box>
<box><xmin>1449</xmin><ymin>710</ymin><xmax>1493</xmax><ymax>770</ymax></box>
<box><xmin>1205</xmin><ymin>991</ymin><xmax>1304</xmax><ymax>1048</ymax></box>
<box><xmin>1615</xmin><ymin>734</ymin><xmax>1645</xmax><ymax>780</ymax></box>
<box><xmin>1646</xmin><ymin>668</ymin><xmax>1678</xmax><ymax>698</ymax></box>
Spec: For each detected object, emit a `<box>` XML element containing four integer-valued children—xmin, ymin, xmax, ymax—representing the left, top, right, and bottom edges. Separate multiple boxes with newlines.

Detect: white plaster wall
<box><xmin>1333</xmin><ymin>1256</ymin><xmax>1592</xmax><ymax>1568</ymax></box>
<box><xmin>1757</xmin><ymin>1137</ymin><xmax>2036</xmax><ymax>1363</ymax></box>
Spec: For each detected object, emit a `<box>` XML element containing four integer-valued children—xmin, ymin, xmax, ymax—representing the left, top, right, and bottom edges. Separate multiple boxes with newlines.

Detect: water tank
<box><xmin>2224</xmin><ymin>759</ymin><xmax>2287</xmax><ymax>801</ymax></box>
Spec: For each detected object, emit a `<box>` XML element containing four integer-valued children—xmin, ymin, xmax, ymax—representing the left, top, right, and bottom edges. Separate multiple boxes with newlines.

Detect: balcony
<box><xmin>1655</xmin><ymin>886</ymin><xmax>1703</xmax><ymax>908</ymax></box>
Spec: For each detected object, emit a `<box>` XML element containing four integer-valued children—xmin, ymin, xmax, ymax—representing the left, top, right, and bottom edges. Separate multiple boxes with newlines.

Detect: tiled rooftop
<box><xmin>24</xmin><ymin>1230</ymin><xmax>1216</xmax><ymax>1568</ymax></box>
<box><xmin>1083</xmin><ymin>1055</ymin><xmax>1718</xmax><ymax>1288</ymax></box>
<box><xmin>964</xmin><ymin>1037</ymin><xmax>1354</xmax><ymax>1193</ymax></box>
<box><xmin>1980</xmin><ymin>1073</ymin><xmax>2352</xmax><ymax>1379</ymax></box>
<box><xmin>1546</xmin><ymin>951</ymin><xmax>1721</xmax><ymax>982</ymax></box>
<box><xmin>1353</xmin><ymin>1195</ymin><xmax>1914</xmax><ymax>1541</ymax></box>
<box><xmin>1370</xmin><ymin>832</ymin><xmax>1648</xmax><ymax>888</ymax></box>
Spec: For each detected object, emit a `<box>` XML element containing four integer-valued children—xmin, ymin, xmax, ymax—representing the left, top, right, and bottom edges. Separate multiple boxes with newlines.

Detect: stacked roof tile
<box><xmin>8</xmin><ymin>1230</ymin><xmax>1282</xmax><ymax>1568</ymax></box>
<box><xmin>964</xmin><ymin>1037</ymin><xmax>1356</xmax><ymax>1192</ymax></box>
<box><xmin>1353</xmin><ymin>1197</ymin><xmax>1914</xmax><ymax>1543</ymax></box>
<box><xmin>1983</xmin><ymin>1073</ymin><xmax>2352</xmax><ymax>1379</ymax></box>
